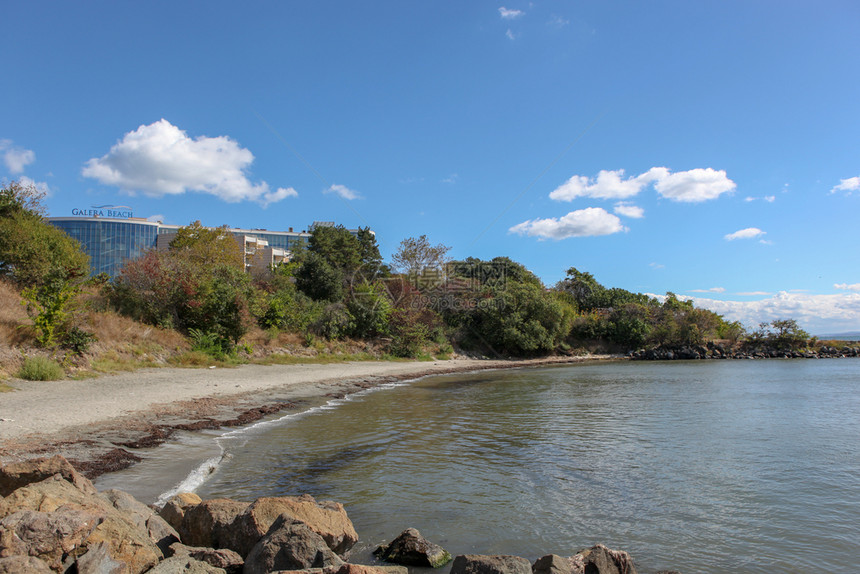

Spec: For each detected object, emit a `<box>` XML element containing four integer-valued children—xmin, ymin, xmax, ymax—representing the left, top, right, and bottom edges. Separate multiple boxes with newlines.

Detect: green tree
<box><xmin>0</xmin><ymin>181</ymin><xmax>89</xmax><ymax>287</ymax></box>
<box><xmin>295</xmin><ymin>252</ymin><xmax>344</xmax><ymax>302</ymax></box>
<box><xmin>169</xmin><ymin>221</ymin><xmax>244</xmax><ymax>270</ymax></box>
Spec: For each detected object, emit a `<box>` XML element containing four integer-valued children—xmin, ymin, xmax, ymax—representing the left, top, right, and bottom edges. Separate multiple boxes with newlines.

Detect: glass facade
<box><xmin>47</xmin><ymin>217</ymin><xmax>357</xmax><ymax>278</ymax></box>
<box><xmin>48</xmin><ymin>218</ymin><xmax>161</xmax><ymax>277</ymax></box>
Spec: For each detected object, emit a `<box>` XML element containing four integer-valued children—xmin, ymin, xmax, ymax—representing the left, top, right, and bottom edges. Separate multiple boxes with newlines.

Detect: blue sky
<box><xmin>2</xmin><ymin>1</ymin><xmax>859</xmax><ymax>334</ymax></box>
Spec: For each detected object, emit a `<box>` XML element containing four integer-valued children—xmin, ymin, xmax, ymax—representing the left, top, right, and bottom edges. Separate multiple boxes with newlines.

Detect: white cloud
<box><xmin>510</xmin><ymin>207</ymin><xmax>626</xmax><ymax>239</ymax></box>
<box><xmin>146</xmin><ymin>214</ymin><xmax>165</xmax><ymax>223</ymax></box>
<box><xmin>688</xmin><ymin>291</ymin><xmax>860</xmax><ymax>335</ymax></box>
<box><xmin>614</xmin><ymin>202</ymin><xmax>644</xmax><ymax>218</ymax></box>
<box><xmin>725</xmin><ymin>227</ymin><xmax>765</xmax><ymax>241</ymax></box>
<box><xmin>835</xmin><ymin>283</ymin><xmax>860</xmax><ymax>292</ymax></box>
<box><xmin>737</xmin><ymin>291</ymin><xmax>771</xmax><ymax>296</ymax></box>
<box><xmin>653</xmin><ymin>168</ymin><xmax>736</xmax><ymax>202</ymax></box>
<box><xmin>549</xmin><ymin>15</ymin><xmax>569</xmax><ymax>27</ymax></box>
<box><xmin>324</xmin><ymin>183</ymin><xmax>361</xmax><ymax>200</ymax></box>
<box><xmin>831</xmin><ymin>176</ymin><xmax>860</xmax><ymax>194</ymax></box>
<box><xmin>499</xmin><ymin>7</ymin><xmax>524</xmax><ymax>19</ymax></box>
<box><xmin>18</xmin><ymin>176</ymin><xmax>51</xmax><ymax>197</ymax></box>
<box><xmin>764</xmin><ymin>195</ymin><xmax>775</xmax><ymax>202</ymax></box>
<box><xmin>689</xmin><ymin>287</ymin><xmax>726</xmax><ymax>294</ymax></box>
<box><xmin>442</xmin><ymin>173</ymin><xmax>459</xmax><ymax>184</ymax></box>
<box><xmin>649</xmin><ymin>262</ymin><xmax>665</xmax><ymax>270</ymax></box>
<box><xmin>0</xmin><ymin>140</ymin><xmax>36</xmax><ymax>174</ymax></box>
<box><xmin>549</xmin><ymin>166</ymin><xmax>734</xmax><ymax>203</ymax></box>
<box><xmin>550</xmin><ymin>168</ymin><xmax>664</xmax><ymax>201</ymax></box>
<box><xmin>81</xmin><ymin>119</ymin><xmax>297</xmax><ymax>206</ymax></box>
<box><xmin>506</xmin><ymin>29</ymin><xmax>516</xmax><ymax>40</ymax></box>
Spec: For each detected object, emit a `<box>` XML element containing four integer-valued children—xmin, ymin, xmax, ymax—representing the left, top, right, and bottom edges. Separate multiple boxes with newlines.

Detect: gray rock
<box><xmin>146</xmin><ymin>555</ymin><xmax>226</xmax><ymax>574</ymax></box>
<box><xmin>242</xmin><ymin>515</ymin><xmax>345</xmax><ymax>574</ymax></box>
<box><xmin>450</xmin><ymin>554</ymin><xmax>533</xmax><ymax>574</ymax></box>
<box><xmin>532</xmin><ymin>554</ymin><xmax>573</xmax><ymax>574</ymax></box>
<box><xmin>75</xmin><ymin>541</ymin><xmax>128</xmax><ymax>574</ymax></box>
<box><xmin>373</xmin><ymin>528</ymin><xmax>452</xmax><ymax>568</ymax></box>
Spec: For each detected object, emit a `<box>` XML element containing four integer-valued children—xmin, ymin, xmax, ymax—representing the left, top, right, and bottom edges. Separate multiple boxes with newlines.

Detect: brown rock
<box><xmin>178</xmin><ymin>498</ymin><xmax>250</xmax><ymax>549</ymax></box>
<box><xmin>170</xmin><ymin>542</ymin><xmax>243</xmax><ymax>574</ymax></box>
<box><xmin>227</xmin><ymin>494</ymin><xmax>358</xmax><ymax>557</ymax></box>
<box><xmin>101</xmin><ymin>489</ymin><xmax>180</xmax><ymax>555</ymax></box>
<box><xmin>145</xmin><ymin>555</ymin><xmax>226</xmax><ymax>573</ymax></box>
<box><xmin>159</xmin><ymin>492</ymin><xmax>203</xmax><ymax>532</ymax></box>
<box><xmin>0</xmin><ymin>508</ymin><xmax>101</xmax><ymax>571</ymax></box>
<box><xmin>570</xmin><ymin>545</ymin><xmax>637</xmax><ymax>574</ymax></box>
<box><xmin>330</xmin><ymin>565</ymin><xmax>409</xmax><ymax>574</ymax></box>
<box><xmin>0</xmin><ymin>555</ymin><xmax>55</xmax><ymax>573</ymax></box>
<box><xmin>243</xmin><ymin>516</ymin><xmax>345</xmax><ymax>574</ymax></box>
<box><xmin>450</xmin><ymin>555</ymin><xmax>534</xmax><ymax>574</ymax></box>
<box><xmin>0</xmin><ymin>476</ymin><xmax>162</xmax><ymax>573</ymax></box>
<box><xmin>533</xmin><ymin>554</ymin><xmax>574</xmax><ymax>574</ymax></box>
<box><xmin>0</xmin><ymin>455</ymin><xmax>97</xmax><ymax>497</ymax></box>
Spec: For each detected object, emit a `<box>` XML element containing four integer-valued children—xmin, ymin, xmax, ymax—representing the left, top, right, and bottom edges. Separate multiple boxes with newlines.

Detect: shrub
<box><xmin>60</xmin><ymin>326</ymin><xmax>97</xmax><ymax>355</ymax></box>
<box><xmin>17</xmin><ymin>356</ymin><xmax>64</xmax><ymax>380</ymax></box>
<box><xmin>310</xmin><ymin>303</ymin><xmax>354</xmax><ymax>340</ymax></box>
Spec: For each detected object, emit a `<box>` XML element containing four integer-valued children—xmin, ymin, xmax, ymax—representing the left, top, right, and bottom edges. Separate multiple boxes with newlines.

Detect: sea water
<box><xmin>98</xmin><ymin>359</ymin><xmax>860</xmax><ymax>573</ymax></box>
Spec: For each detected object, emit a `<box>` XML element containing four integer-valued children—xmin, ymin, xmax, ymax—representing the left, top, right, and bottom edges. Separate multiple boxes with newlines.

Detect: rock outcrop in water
<box><xmin>374</xmin><ymin>527</ymin><xmax>452</xmax><ymax>568</ymax></box>
<box><xmin>630</xmin><ymin>341</ymin><xmax>860</xmax><ymax>361</ymax></box>
<box><xmin>0</xmin><ymin>455</ymin><xmax>664</xmax><ymax>574</ymax></box>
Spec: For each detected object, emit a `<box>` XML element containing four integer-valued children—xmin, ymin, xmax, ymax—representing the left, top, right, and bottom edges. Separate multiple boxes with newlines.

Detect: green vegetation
<box><xmin>17</xmin><ymin>356</ymin><xmax>65</xmax><ymax>381</ymax></box>
<box><xmin>0</xmin><ymin>180</ymin><xmax>830</xmax><ymax>373</ymax></box>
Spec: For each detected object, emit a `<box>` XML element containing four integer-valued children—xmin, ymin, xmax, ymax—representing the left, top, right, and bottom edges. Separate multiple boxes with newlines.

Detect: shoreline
<box><xmin>0</xmin><ymin>355</ymin><xmax>615</xmax><ymax>480</ymax></box>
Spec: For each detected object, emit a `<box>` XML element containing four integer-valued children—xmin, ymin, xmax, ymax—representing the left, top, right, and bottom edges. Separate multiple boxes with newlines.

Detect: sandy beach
<box><xmin>0</xmin><ymin>355</ymin><xmax>609</xmax><ymax>476</ymax></box>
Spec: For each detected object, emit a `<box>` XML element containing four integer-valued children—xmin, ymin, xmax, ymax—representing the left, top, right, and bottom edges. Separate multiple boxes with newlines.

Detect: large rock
<box><xmin>0</xmin><ymin>455</ymin><xmax>97</xmax><ymax>497</ymax></box>
<box><xmin>100</xmin><ymin>489</ymin><xmax>179</xmax><ymax>555</ymax></box>
<box><xmin>159</xmin><ymin>492</ymin><xmax>203</xmax><ymax>532</ymax></box>
<box><xmin>0</xmin><ymin>508</ymin><xmax>101</xmax><ymax>571</ymax></box>
<box><xmin>570</xmin><ymin>545</ymin><xmax>637</xmax><ymax>574</ymax></box>
<box><xmin>0</xmin><ymin>555</ymin><xmax>55</xmax><ymax>573</ymax></box>
<box><xmin>74</xmin><ymin>541</ymin><xmax>129</xmax><ymax>574</ymax></box>
<box><xmin>242</xmin><ymin>516</ymin><xmax>344</xmax><ymax>574</ymax></box>
<box><xmin>533</xmin><ymin>554</ymin><xmax>573</xmax><ymax>574</ymax></box>
<box><xmin>178</xmin><ymin>498</ymin><xmax>250</xmax><ymax>549</ymax></box>
<box><xmin>170</xmin><ymin>542</ymin><xmax>243</xmax><ymax>574</ymax></box>
<box><xmin>450</xmin><ymin>555</ymin><xmax>533</xmax><ymax>574</ymax></box>
<box><xmin>331</xmin><ymin>564</ymin><xmax>409</xmax><ymax>574</ymax></box>
<box><xmin>145</xmin><ymin>555</ymin><xmax>226</xmax><ymax>573</ymax></box>
<box><xmin>226</xmin><ymin>494</ymin><xmax>357</xmax><ymax>557</ymax></box>
<box><xmin>0</xmin><ymin>476</ymin><xmax>162</xmax><ymax>573</ymax></box>
<box><xmin>373</xmin><ymin>528</ymin><xmax>452</xmax><ymax>568</ymax></box>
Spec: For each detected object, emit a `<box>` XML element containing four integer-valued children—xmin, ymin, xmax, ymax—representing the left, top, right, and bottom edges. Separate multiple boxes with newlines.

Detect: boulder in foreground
<box><xmin>373</xmin><ymin>527</ymin><xmax>452</xmax><ymax>568</ymax></box>
<box><xmin>450</xmin><ymin>554</ymin><xmax>533</xmax><ymax>574</ymax></box>
<box><xmin>569</xmin><ymin>544</ymin><xmax>637</xmax><ymax>574</ymax></box>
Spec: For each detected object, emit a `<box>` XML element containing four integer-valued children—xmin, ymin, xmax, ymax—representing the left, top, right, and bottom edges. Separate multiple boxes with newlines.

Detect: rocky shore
<box><xmin>0</xmin><ymin>456</ymin><xmax>670</xmax><ymax>574</ymax></box>
<box><xmin>629</xmin><ymin>342</ymin><xmax>860</xmax><ymax>361</ymax></box>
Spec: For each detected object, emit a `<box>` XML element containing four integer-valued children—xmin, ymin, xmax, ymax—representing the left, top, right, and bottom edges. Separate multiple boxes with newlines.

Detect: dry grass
<box><xmin>0</xmin><ymin>280</ymin><xmax>33</xmax><ymax>347</ymax></box>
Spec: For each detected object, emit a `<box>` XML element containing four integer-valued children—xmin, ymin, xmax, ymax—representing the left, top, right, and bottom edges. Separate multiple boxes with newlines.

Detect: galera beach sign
<box><xmin>71</xmin><ymin>205</ymin><xmax>134</xmax><ymax>218</ymax></box>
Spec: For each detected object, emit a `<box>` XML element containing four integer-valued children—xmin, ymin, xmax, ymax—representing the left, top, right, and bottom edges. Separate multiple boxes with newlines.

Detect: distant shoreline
<box><xmin>0</xmin><ymin>355</ymin><xmax>615</xmax><ymax>479</ymax></box>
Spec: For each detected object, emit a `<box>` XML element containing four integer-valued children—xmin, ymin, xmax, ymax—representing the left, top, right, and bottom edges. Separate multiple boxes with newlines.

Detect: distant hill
<box><xmin>817</xmin><ymin>332</ymin><xmax>860</xmax><ymax>341</ymax></box>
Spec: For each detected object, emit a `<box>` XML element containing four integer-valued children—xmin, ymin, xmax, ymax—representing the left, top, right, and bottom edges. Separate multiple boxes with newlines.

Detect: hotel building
<box><xmin>48</xmin><ymin>214</ymin><xmax>354</xmax><ymax>278</ymax></box>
